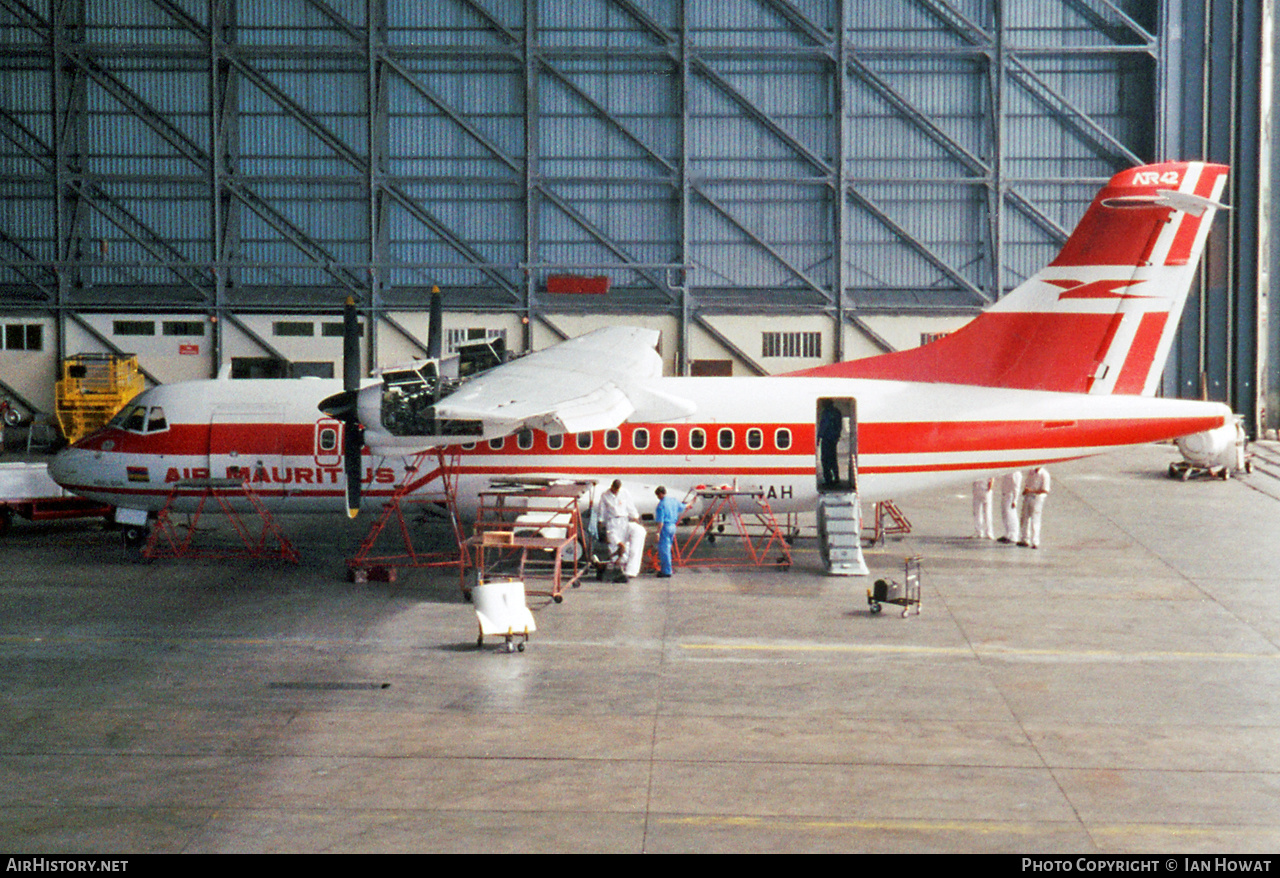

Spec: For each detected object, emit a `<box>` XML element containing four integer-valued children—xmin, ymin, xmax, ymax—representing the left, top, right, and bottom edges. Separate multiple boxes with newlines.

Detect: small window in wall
<box><xmin>605</xmin><ymin>430</ymin><xmax>621</xmax><ymax>450</ymax></box>
<box><xmin>447</xmin><ymin>327</ymin><xmax>507</xmax><ymax>353</ymax></box>
<box><xmin>321</xmin><ymin>321</ymin><xmax>362</xmax><ymax>337</ymax></box>
<box><xmin>576</xmin><ymin>432</ymin><xmax>592</xmax><ymax>450</ymax></box>
<box><xmin>3</xmin><ymin>324</ymin><xmax>43</xmax><ymax>350</ymax></box>
<box><xmin>746</xmin><ymin>428</ymin><xmax>763</xmax><ymax>450</ymax></box>
<box><xmin>762</xmin><ymin>331</ymin><xmax>821</xmax><ymax>358</ymax></box>
<box><xmin>273</xmin><ymin>321</ymin><xmax>314</xmax><ymax>337</ymax></box>
<box><xmin>517</xmin><ymin>429</ymin><xmax>534</xmax><ymax>450</ymax></box>
<box><xmin>163</xmin><ymin>321</ymin><xmax>205</xmax><ymax>336</ymax></box>
<box><xmin>548</xmin><ymin>434</ymin><xmax>564</xmax><ymax>450</ymax></box>
<box><xmin>775</xmin><ymin>428</ymin><xmax>792</xmax><ymax>450</ymax></box>
<box><xmin>691</xmin><ymin>359</ymin><xmax>732</xmax><ymax>377</ymax></box>
<box><xmin>290</xmin><ymin>361</ymin><xmax>334</xmax><ymax>379</ymax></box>
<box><xmin>318</xmin><ymin>427</ymin><xmax>338</xmax><ymax>452</ymax></box>
<box><xmin>661</xmin><ymin>428</ymin><xmax>678</xmax><ymax>450</ymax></box>
<box><xmin>632</xmin><ymin>428</ymin><xmax>649</xmax><ymax>450</ymax></box>
<box><xmin>718</xmin><ymin>427</ymin><xmax>734</xmax><ymax>450</ymax></box>
<box><xmin>113</xmin><ymin>320</ymin><xmax>155</xmax><ymax>336</ymax></box>
<box><xmin>690</xmin><ymin>428</ymin><xmax>706</xmax><ymax>450</ymax></box>
<box><xmin>488</xmin><ymin>437</ymin><xmax>505</xmax><ymax>450</ymax></box>
<box><xmin>231</xmin><ymin>357</ymin><xmax>287</xmax><ymax>379</ymax></box>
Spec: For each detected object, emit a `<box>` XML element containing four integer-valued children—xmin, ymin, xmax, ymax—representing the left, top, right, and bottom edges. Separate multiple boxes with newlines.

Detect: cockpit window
<box><xmin>119</xmin><ymin>405</ymin><xmax>146</xmax><ymax>432</ymax></box>
<box><xmin>108</xmin><ymin>403</ymin><xmax>169</xmax><ymax>434</ymax></box>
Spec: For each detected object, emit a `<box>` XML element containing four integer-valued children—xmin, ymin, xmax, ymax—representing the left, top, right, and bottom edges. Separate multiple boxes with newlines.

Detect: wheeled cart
<box><xmin>867</xmin><ymin>555</ymin><xmax>922</xmax><ymax>617</ymax></box>
<box><xmin>473</xmin><ymin>578</ymin><xmax>536</xmax><ymax>653</ymax></box>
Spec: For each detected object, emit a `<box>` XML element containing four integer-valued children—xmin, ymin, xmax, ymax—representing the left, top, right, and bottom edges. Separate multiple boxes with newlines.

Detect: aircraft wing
<box><xmin>360</xmin><ymin>326</ymin><xmax>696</xmax><ymax>454</ymax></box>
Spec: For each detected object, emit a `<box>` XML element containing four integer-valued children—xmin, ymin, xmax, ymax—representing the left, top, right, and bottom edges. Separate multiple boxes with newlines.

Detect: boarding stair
<box><xmin>816</xmin><ymin>491</ymin><xmax>868</xmax><ymax>575</ymax></box>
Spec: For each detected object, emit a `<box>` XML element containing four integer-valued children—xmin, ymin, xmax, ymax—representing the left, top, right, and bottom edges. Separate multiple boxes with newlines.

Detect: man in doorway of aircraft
<box><xmin>997</xmin><ymin>470</ymin><xmax>1022</xmax><ymax>544</ymax></box>
<box><xmin>972</xmin><ymin>477</ymin><xmax>995</xmax><ymax>540</ymax></box>
<box><xmin>594</xmin><ymin>479</ymin><xmax>645</xmax><ymax>582</ymax></box>
<box><xmin>653</xmin><ymin>486</ymin><xmax>684</xmax><ymax>578</ymax></box>
<box><xmin>1019</xmin><ymin>466</ymin><xmax>1051</xmax><ymax>549</ymax></box>
<box><xmin>818</xmin><ymin>399</ymin><xmax>843</xmax><ymax>488</ymax></box>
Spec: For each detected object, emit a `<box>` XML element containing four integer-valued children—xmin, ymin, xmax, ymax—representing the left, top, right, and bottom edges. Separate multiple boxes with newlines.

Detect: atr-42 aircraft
<box><xmin>49</xmin><ymin>161</ymin><xmax>1233</xmax><ymax>533</ymax></box>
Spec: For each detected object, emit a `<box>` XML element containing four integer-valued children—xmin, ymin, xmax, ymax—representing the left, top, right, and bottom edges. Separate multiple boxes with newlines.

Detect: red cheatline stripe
<box><xmin>69</xmin><ymin>414</ymin><xmax>1224</xmax><ymax>471</ymax></box>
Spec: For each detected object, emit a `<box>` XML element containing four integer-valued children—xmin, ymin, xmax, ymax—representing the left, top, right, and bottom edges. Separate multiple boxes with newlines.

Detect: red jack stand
<box><xmin>345</xmin><ymin>449</ymin><xmax>466</xmax><ymax>583</ymax></box>
<box><xmin>669</xmin><ymin>485</ymin><xmax>793</xmax><ymax>570</ymax></box>
<box><xmin>143</xmin><ymin>478</ymin><xmax>300</xmax><ymax>563</ymax></box>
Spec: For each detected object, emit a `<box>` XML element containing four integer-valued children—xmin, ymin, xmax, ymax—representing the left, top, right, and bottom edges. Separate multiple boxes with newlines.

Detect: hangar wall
<box><xmin>0</xmin><ymin>1</ymin><xmax>1275</xmax><ymax>431</ymax></box>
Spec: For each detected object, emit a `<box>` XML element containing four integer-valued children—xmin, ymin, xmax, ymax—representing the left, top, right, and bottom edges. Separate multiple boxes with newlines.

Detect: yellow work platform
<box><xmin>55</xmin><ymin>353</ymin><xmax>145</xmax><ymax>444</ymax></box>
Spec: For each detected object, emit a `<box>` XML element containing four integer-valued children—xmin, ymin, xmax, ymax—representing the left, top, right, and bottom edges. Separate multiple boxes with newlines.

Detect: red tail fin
<box><xmin>792</xmin><ymin>162</ymin><xmax>1229</xmax><ymax>395</ymax></box>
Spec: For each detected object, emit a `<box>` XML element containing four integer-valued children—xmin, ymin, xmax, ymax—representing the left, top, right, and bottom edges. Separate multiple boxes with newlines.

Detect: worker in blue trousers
<box><xmin>653</xmin><ymin>486</ymin><xmax>684</xmax><ymax>578</ymax></box>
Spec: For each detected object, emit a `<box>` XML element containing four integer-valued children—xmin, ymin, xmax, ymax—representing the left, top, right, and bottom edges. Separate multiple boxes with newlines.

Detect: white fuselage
<box><xmin>48</xmin><ymin>374</ymin><xmax>1231</xmax><ymax>520</ymax></box>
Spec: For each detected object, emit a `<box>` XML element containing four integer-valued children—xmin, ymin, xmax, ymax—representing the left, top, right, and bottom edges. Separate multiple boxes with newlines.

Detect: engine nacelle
<box><xmin>1175</xmin><ymin>419</ymin><xmax>1246</xmax><ymax>470</ymax></box>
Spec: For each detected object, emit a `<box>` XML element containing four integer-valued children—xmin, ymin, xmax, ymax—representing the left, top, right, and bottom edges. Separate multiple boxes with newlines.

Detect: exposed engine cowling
<box><xmin>359</xmin><ymin>337</ymin><xmax>509</xmax><ymax>450</ymax></box>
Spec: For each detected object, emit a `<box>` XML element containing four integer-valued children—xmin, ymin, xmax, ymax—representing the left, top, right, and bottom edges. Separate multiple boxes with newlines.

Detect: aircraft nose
<box><xmin>48</xmin><ymin>445</ymin><xmax>84</xmax><ymax>488</ymax></box>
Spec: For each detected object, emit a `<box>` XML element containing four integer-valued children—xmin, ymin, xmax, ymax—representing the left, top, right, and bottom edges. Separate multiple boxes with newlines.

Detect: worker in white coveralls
<box><xmin>997</xmin><ymin>470</ymin><xmax>1022</xmax><ymax>544</ymax></box>
<box><xmin>1018</xmin><ymin>466</ymin><xmax>1051</xmax><ymax>549</ymax></box>
<box><xmin>593</xmin><ymin>479</ymin><xmax>645</xmax><ymax>582</ymax></box>
<box><xmin>971</xmin><ymin>478</ymin><xmax>995</xmax><ymax>540</ymax></box>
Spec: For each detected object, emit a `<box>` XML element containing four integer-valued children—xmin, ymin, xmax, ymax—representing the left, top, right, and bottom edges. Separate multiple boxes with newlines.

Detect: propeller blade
<box><xmin>344</xmin><ymin>421</ymin><xmax>362</xmax><ymax>519</ymax></box>
<box><xmin>343</xmin><ymin>296</ymin><xmax>360</xmax><ymax>393</ymax></box>
<box><xmin>427</xmin><ymin>284</ymin><xmax>443</xmax><ymax>360</ymax></box>
<box><xmin>340</xmin><ymin>296</ymin><xmax>362</xmax><ymax>517</ymax></box>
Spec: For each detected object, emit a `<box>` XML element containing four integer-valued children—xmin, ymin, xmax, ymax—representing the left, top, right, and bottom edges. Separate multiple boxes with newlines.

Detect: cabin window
<box><xmin>718</xmin><ymin>427</ymin><xmax>734</xmax><ymax>450</ymax></box>
<box><xmin>661</xmin><ymin>428</ymin><xmax>678</xmax><ymax>450</ymax></box>
<box><xmin>577</xmin><ymin>432</ymin><xmax>592</xmax><ymax>450</ymax></box>
<box><xmin>632</xmin><ymin>428</ymin><xmax>649</xmax><ymax>450</ymax></box>
<box><xmin>548</xmin><ymin>434</ymin><xmax>564</xmax><ymax>450</ymax></box>
<box><xmin>461</xmin><ymin>441</ymin><xmax>477</xmax><ymax>450</ymax></box>
<box><xmin>489</xmin><ymin>437</ymin><xmax>505</xmax><ymax>450</ymax></box>
<box><xmin>775</xmin><ymin>428</ymin><xmax>792</xmax><ymax>450</ymax></box>
<box><xmin>690</xmin><ymin>428</ymin><xmax>706</xmax><ymax>450</ymax></box>
<box><xmin>318</xmin><ymin>427</ymin><xmax>338</xmax><ymax>452</ymax></box>
<box><xmin>605</xmin><ymin>430</ymin><xmax>621</xmax><ymax>450</ymax></box>
<box><xmin>746</xmin><ymin>428</ymin><xmax>763</xmax><ymax>450</ymax></box>
<box><xmin>516</xmin><ymin>430</ymin><xmax>533</xmax><ymax>450</ymax></box>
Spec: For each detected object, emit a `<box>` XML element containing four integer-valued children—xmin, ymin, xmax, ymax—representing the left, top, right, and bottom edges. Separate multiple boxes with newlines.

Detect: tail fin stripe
<box><xmin>1166</xmin><ymin>166</ymin><xmax>1226</xmax><ymax>265</ymax></box>
<box><xmin>1112</xmin><ymin>313</ymin><xmax>1169</xmax><ymax>394</ymax></box>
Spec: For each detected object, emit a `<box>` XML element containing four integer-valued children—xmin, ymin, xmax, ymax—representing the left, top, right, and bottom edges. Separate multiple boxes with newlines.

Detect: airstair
<box><xmin>817</xmin><ymin>491</ymin><xmax>868</xmax><ymax>575</ymax></box>
<box><xmin>814</xmin><ymin>395</ymin><xmax>868</xmax><ymax>576</ymax></box>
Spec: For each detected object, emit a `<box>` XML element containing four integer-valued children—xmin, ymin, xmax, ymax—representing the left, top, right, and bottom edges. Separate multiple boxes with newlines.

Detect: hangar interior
<box><xmin>1</xmin><ymin>0</ymin><xmax>1276</xmax><ymax>432</ymax></box>
<box><xmin>4</xmin><ymin>2</ymin><xmax>1280</xmax><ymax>856</ymax></box>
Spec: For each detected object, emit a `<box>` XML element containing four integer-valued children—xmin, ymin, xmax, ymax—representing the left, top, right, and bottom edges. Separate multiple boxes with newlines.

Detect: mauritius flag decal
<box><xmin>126</xmin><ymin>466</ymin><xmax>149</xmax><ymax>483</ymax></box>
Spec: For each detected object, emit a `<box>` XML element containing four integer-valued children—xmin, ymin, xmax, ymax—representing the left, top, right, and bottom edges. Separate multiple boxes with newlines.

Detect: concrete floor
<box><xmin>2</xmin><ymin>442</ymin><xmax>1279</xmax><ymax>853</ymax></box>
